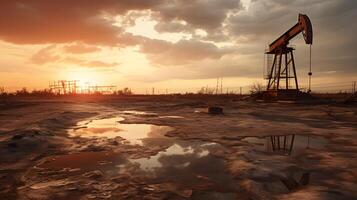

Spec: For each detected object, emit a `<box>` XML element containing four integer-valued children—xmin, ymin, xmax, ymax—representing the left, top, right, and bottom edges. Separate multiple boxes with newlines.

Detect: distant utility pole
<box><xmin>216</xmin><ymin>78</ymin><xmax>219</xmax><ymax>94</ymax></box>
<box><xmin>152</xmin><ymin>87</ymin><xmax>155</xmax><ymax>95</ymax></box>
<box><xmin>220</xmin><ymin>78</ymin><xmax>223</xmax><ymax>94</ymax></box>
<box><xmin>240</xmin><ymin>87</ymin><xmax>242</xmax><ymax>95</ymax></box>
<box><xmin>353</xmin><ymin>81</ymin><xmax>356</xmax><ymax>93</ymax></box>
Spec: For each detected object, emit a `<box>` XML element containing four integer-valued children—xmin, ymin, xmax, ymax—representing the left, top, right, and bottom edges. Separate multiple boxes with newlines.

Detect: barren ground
<box><xmin>0</xmin><ymin>95</ymin><xmax>356</xmax><ymax>200</ymax></box>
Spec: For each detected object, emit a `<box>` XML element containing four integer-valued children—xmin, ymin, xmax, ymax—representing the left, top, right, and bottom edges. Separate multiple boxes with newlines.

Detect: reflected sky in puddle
<box><xmin>158</xmin><ymin>115</ymin><xmax>184</xmax><ymax>119</ymax></box>
<box><xmin>129</xmin><ymin>140</ymin><xmax>237</xmax><ymax>194</ymax></box>
<box><xmin>131</xmin><ymin>142</ymin><xmax>216</xmax><ymax>171</ymax></box>
<box><xmin>121</xmin><ymin>110</ymin><xmax>158</xmax><ymax>117</ymax></box>
<box><xmin>38</xmin><ymin>151</ymin><xmax>125</xmax><ymax>173</ymax></box>
<box><xmin>69</xmin><ymin>117</ymin><xmax>172</xmax><ymax>145</ymax></box>
<box><xmin>243</xmin><ymin>134</ymin><xmax>328</xmax><ymax>155</ymax></box>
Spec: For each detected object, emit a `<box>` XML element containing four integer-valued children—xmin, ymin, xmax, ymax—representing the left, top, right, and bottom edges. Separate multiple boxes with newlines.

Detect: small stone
<box><xmin>11</xmin><ymin>134</ymin><xmax>24</xmax><ymax>140</ymax></box>
<box><xmin>7</xmin><ymin>142</ymin><xmax>17</xmax><ymax>148</ymax></box>
<box><xmin>207</xmin><ymin>106</ymin><xmax>223</xmax><ymax>114</ymax></box>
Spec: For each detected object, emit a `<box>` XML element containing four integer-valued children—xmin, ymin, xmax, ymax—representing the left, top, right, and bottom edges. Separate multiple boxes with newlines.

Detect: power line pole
<box><xmin>220</xmin><ymin>78</ymin><xmax>223</xmax><ymax>94</ymax></box>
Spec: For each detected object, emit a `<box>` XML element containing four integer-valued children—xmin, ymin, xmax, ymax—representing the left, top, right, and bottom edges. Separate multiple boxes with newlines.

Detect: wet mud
<box><xmin>0</xmin><ymin>97</ymin><xmax>356</xmax><ymax>199</ymax></box>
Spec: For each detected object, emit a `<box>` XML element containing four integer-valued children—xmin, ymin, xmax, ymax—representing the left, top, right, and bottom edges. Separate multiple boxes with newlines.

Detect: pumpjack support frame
<box><xmin>266</xmin><ymin>47</ymin><xmax>299</xmax><ymax>95</ymax></box>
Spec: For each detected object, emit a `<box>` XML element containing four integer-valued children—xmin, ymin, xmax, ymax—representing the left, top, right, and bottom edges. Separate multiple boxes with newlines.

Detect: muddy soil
<box><xmin>0</xmin><ymin>96</ymin><xmax>356</xmax><ymax>199</ymax></box>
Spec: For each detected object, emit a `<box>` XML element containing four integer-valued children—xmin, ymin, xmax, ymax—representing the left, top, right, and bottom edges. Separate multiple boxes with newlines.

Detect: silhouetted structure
<box><xmin>265</xmin><ymin>14</ymin><xmax>313</xmax><ymax>99</ymax></box>
<box><xmin>49</xmin><ymin>80</ymin><xmax>117</xmax><ymax>95</ymax></box>
<box><xmin>49</xmin><ymin>80</ymin><xmax>78</xmax><ymax>94</ymax></box>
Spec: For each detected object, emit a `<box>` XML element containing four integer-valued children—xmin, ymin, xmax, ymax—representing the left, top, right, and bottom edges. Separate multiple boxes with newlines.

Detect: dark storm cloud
<box><xmin>152</xmin><ymin>0</ymin><xmax>242</xmax><ymax>42</ymax></box>
<box><xmin>140</xmin><ymin>39</ymin><xmax>235</xmax><ymax>66</ymax></box>
<box><xmin>153</xmin><ymin>0</ymin><xmax>242</xmax><ymax>30</ymax></box>
<box><xmin>227</xmin><ymin>0</ymin><xmax>357</xmax><ymax>40</ymax></box>
<box><xmin>0</xmin><ymin>0</ymin><xmax>161</xmax><ymax>45</ymax></box>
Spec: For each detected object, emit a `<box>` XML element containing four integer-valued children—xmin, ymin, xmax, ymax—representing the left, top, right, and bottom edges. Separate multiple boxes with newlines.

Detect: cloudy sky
<box><xmin>0</xmin><ymin>0</ymin><xmax>356</xmax><ymax>93</ymax></box>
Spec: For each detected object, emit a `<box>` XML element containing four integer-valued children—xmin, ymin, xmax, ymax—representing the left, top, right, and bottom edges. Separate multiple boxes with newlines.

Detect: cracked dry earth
<box><xmin>0</xmin><ymin>96</ymin><xmax>356</xmax><ymax>200</ymax></box>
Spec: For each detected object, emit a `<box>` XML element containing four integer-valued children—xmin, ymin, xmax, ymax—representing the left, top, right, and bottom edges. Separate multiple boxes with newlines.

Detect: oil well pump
<box><xmin>265</xmin><ymin>14</ymin><xmax>313</xmax><ymax>98</ymax></box>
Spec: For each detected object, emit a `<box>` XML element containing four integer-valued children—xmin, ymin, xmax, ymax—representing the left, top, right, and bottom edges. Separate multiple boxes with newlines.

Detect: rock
<box><xmin>7</xmin><ymin>142</ymin><xmax>17</xmax><ymax>148</ymax></box>
<box><xmin>281</xmin><ymin>172</ymin><xmax>310</xmax><ymax>190</ymax></box>
<box><xmin>207</xmin><ymin>106</ymin><xmax>223</xmax><ymax>115</ymax></box>
<box><xmin>83</xmin><ymin>170</ymin><xmax>103</xmax><ymax>179</ymax></box>
<box><xmin>11</xmin><ymin>134</ymin><xmax>24</xmax><ymax>140</ymax></box>
<box><xmin>30</xmin><ymin>179</ymin><xmax>75</xmax><ymax>189</ymax></box>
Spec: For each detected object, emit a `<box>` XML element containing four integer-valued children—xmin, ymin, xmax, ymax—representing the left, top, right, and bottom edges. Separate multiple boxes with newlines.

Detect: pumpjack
<box><xmin>265</xmin><ymin>14</ymin><xmax>313</xmax><ymax>99</ymax></box>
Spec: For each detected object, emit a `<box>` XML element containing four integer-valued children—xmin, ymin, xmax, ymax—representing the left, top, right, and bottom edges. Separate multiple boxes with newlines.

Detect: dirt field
<box><xmin>0</xmin><ymin>95</ymin><xmax>356</xmax><ymax>200</ymax></box>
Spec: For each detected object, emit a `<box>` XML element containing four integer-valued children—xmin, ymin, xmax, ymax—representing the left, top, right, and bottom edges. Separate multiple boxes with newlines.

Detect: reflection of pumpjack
<box><xmin>269</xmin><ymin>134</ymin><xmax>296</xmax><ymax>155</ymax></box>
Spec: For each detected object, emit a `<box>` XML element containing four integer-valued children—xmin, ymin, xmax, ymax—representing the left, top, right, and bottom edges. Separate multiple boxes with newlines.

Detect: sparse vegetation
<box><xmin>249</xmin><ymin>82</ymin><xmax>264</xmax><ymax>95</ymax></box>
<box><xmin>114</xmin><ymin>87</ymin><xmax>132</xmax><ymax>95</ymax></box>
<box><xmin>197</xmin><ymin>87</ymin><xmax>216</xmax><ymax>95</ymax></box>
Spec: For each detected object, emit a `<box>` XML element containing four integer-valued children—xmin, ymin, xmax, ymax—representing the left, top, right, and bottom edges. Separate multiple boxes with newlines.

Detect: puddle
<box><xmin>37</xmin><ymin>151</ymin><xmax>127</xmax><ymax>174</ymax></box>
<box><xmin>131</xmin><ymin>142</ymin><xmax>217</xmax><ymax>171</ymax></box>
<box><xmin>158</xmin><ymin>115</ymin><xmax>184</xmax><ymax>119</ymax></box>
<box><xmin>194</xmin><ymin>108</ymin><xmax>207</xmax><ymax>113</ymax></box>
<box><xmin>121</xmin><ymin>110</ymin><xmax>157</xmax><ymax>117</ymax></box>
<box><xmin>129</xmin><ymin>141</ymin><xmax>237</xmax><ymax>192</ymax></box>
<box><xmin>243</xmin><ymin>134</ymin><xmax>328</xmax><ymax>155</ymax></box>
<box><xmin>69</xmin><ymin>117</ymin><xmax>172</xmax><ymax>145</ymax></box>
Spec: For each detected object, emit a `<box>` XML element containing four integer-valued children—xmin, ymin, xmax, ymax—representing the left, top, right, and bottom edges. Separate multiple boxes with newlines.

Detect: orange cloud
<box><xmin>63</xmin><ymin>43</ymin><xmax>101</xmax><ymax>54</ymax></box>
<box><xmin>30</xmin><ymin>45</ymin><xmax>60</xmax><ymax>65</ymax></box>
<box><xmin>84</xmin><ymin>60</ymin><xmax>120</xmax><ymax>68</ymax></box>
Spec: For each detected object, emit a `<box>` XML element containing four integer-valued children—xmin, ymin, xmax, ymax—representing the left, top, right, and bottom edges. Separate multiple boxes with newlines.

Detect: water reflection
<box><xmin>131</xmin><ymin>141</ymin><xmax>237</xmax><ymax>193</ymax></box>
<box><xmin>37</xmin><ymin>151</ymin><xmax>127</xmax><ymax>175</ymax></box>
<box><xmin>131</xmin><ymin>142</ymin><xmax>216</xmax><ymax>171</ymax></box>
<box><xmin>121</xmin><ymin>110</ymin><xmax>158</xmax><ymax>117</ymax></box>
<box><xmin>243</xmin><ymin>134</ymin><xmax>328</xmax><ymax>155</ymax></box>
<box><xmin>68</xmin><ymin>117</ymin><xmax>172</xmax><ymax>145</ymax></box>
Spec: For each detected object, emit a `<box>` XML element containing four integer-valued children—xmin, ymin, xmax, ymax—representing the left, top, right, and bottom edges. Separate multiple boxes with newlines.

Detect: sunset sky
<box><xmin>0</xmin><ymin>0</ymin><xmax>356</xmax><ymax>93</ymax></box>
